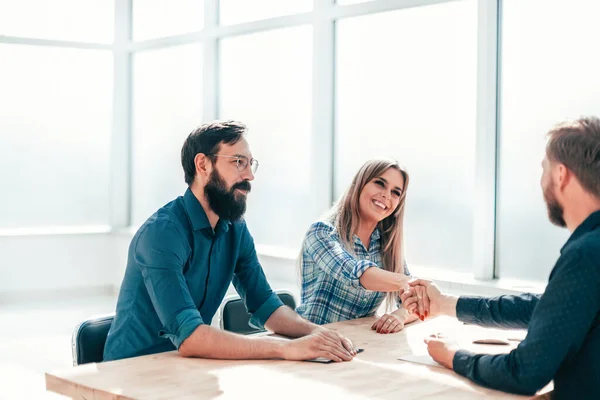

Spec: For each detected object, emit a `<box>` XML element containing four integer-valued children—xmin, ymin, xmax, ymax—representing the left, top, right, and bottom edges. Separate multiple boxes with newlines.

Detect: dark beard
<box><xmin>543</xmin><ymin>183</ymin><xmax>566</xmax><ymax>227</ymax></box>
<box><xmin>205</xmin><ymin>169</ymin><xmax>251</xmax><ymax>222</ymax></box>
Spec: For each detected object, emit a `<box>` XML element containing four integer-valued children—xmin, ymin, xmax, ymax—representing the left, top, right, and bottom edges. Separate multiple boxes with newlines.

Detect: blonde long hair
<box><xmin>302</xmin><ymin>159</ymin><xmax>409</xmax><ymax>308</ymax></box>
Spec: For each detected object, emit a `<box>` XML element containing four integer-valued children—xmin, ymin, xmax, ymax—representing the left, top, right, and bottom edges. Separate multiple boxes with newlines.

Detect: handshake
<box><xmin>399</xmin><ymin>279</ymin><xmax>458</xmax><ymax>320</ymax></box>
<box><xmin>398</xmin><ymin>279</ymin><xmax>460</xmax><ymax>369</ymax></box>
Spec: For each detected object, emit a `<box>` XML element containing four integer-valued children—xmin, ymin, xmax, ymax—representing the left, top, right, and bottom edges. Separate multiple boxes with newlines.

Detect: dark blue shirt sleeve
<box><xmin>456</xmin><ymin>293</ymin><xmax>540</xmax><ymax>329</ymax></box>
<box><xmin>232</xmin><ymin>224</ymin><xmax>284</xmax><ymax>330</ymax></box>
<box><xmin>453</xmin><ymin>249</ymin><xmax>600</xmax><ymax>395</ymax></box>
<box><xmin>134</xmin><ymin>220</ymin><xmax>204</xmax><ymax>349</ymax></box>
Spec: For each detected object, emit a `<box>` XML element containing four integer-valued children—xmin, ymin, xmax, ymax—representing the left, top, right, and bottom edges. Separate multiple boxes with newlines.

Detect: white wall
<box><xmin>0</xmin><ymin>234</ymin><xmax>116</xmax><ymax>301</ymax></box>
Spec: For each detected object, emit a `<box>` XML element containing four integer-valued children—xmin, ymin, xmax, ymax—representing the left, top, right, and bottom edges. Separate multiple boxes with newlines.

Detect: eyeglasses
<box><xmin>211</xmin><ymin>154</ymin><xmax>259</xmax><ymax>174</ymax></box>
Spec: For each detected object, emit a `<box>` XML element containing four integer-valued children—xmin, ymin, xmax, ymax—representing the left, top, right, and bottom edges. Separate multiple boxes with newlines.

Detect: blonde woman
<box><xmin>296</xmin><ymin>159</ymin><xmax>419</xmax><ymax>334</ymax></box>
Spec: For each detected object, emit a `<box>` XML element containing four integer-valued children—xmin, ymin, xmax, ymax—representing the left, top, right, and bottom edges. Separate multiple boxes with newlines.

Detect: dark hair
<box><xmin>181</xmin><ymin>120</ymin><xmax>247</xmax><ymax>185</ymax></box>
<box><xmin>546</xmin><ymin>116</ymin><xmax>600</xmax><ymax>198</ymax></box>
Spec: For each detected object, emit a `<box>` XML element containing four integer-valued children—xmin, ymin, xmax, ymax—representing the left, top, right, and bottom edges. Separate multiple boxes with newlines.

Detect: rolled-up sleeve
<box><xmin>158</xmin><ymin>309</ymin><xmax>204</xmax><ymax>349</ymax></box>
<box><xmin>134</xmin><ymin>220</ymin><xmax>204</xmax><ymax>349</ymax></box>
<box><xmin>232</xmin><ymin>223</ymin><xmax>284</xmax><ymax>330</ymax></box>
<box><xmin>304</xmin><ymin>222</ymin><xmax>377</xmax><ymax>288</ymax></box>
<box><xmin>248</xmin><ymin>292</ymin><xmax>284</xmax><ymax>330</ymax></box>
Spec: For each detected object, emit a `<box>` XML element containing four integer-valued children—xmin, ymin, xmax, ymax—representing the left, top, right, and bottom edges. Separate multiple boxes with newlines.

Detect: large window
<box><xmin>336</xmin><ymin>1</ymin><xmax>477</xmax><ymax>272</ymax></box>
<box><xmin>337</xmin><ymin>0</ymin><xmax>374</xmax><ymax>4</ymax></box>
<box><xmin>219</xmin><ymin>26</ymin><xmax>313</xmax><ymax>249</ymax></box>
<box><xmin>496</xmin><ymin>0</ymin><xmax>600</xmax><ymax>280</ymax></box>
<box><xmin>0</xmin><ymin>0</ymin><xmax>113</xmax><ymax>42</ymax></box>
<box><xmin>6</xmin><ymin>0</ymin><xmax>597</xmax><ymax>284</ymax></box>
<box><xmin>133</xmin><ymin>0</ymin><xmax>204</xmax><ymax>41</ymax></box>
<box><xmin>0</xmin><ymin>44</ymin><xmax>113</xmax><ymax>229</ymax></box>
<box><xmin>219</xmin><ymin>0</ymin><xmax>312</xmax><ymax>25</ymax></box>
<box><xmin>132</xmin><ymin>44</ymin><xmax>203</xmax><ymax>225</ymax></box>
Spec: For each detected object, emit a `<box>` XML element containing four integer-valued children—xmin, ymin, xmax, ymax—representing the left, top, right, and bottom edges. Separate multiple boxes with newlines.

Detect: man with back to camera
<box><xmin>104</xmin><ymin>120</ymin><xmax>357</xmax><ymax>363</ymax></box>
<box><xmin>402</xmin><ymin>116</ymin><xmax>600</xmax><ymax>399</ymax></box>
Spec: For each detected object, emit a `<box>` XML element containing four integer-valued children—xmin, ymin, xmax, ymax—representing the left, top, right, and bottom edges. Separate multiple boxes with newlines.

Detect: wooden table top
<box><xmin>46</xmin><ymin>316</ymin><xmax>546</xmax><ymax>399</ymax></box>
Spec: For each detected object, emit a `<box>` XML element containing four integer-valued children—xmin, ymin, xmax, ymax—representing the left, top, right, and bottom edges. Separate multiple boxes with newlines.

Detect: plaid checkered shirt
<box><xmin>296</xmin><ymin>221</ymin><xmax>410</xmax><ymax>325</ymax></box>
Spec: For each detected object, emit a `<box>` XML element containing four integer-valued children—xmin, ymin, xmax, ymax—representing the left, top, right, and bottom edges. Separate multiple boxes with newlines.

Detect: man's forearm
<box><xmin>264</xmin><ymin>306</ymin><xmax>320</xmax><ymax>338</ymax></box>
<box><xmin>456</xmin><ymin>294</ymin><xmax>539</xmax><ymax>329</ymax></box>
<box><xmin>179</xmin><ymin>324</ymin><xmax>287</xmax><ymax>359</ymax></box>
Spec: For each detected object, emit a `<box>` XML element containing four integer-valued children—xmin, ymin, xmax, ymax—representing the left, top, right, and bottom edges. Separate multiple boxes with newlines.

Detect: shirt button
<box><xmin>365</xmin><ymin>255</ymin><xmax>370</xmax><ymax>260</ymax></box>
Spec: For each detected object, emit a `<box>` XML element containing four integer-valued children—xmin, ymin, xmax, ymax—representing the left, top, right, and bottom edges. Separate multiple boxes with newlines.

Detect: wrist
<box><xmin>445</xmin><ymin>349</ymin><xmax>458</xmax><ymax>369</ymax></box>
<box><xmin>394</xmin><ymin>274</ymin><xmax>409</xmax><ymax>291</ymax></box>
<box><xmin>271</xmin><ymin>339</ymin><xmax>288</xmax><ymax>359</ymax></box>
<box><xmin>392</xmin><ymin>308</ymin><xmax>407</xmax><ymax>320</ymax></box>
<box><xmin>440</xmin><ymin>295</ymin><xmax>459</xmax><ymax>317</ymax></box>
<box><xmin>308</xmin><ymin>324</ymin><xmax>327</xmax><ymax>335</ymax></box>
<box><xmin>404</xmin><ymin>311</ymin><xmax>419</xmax><ymax>323</ymax></box>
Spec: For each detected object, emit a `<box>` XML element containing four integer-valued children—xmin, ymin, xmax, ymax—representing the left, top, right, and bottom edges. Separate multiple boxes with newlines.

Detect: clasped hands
<box><xmin>399</xmin><ymin>279</ymin><xmax>459</xmax><ymax>369</ymax></box>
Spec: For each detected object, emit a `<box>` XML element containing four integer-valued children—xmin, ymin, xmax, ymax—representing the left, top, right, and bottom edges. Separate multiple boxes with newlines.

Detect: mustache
<box><xmin>232</xmin><ymin>180</ymin><xmax>251</xmax><ymax>193</ymax></box>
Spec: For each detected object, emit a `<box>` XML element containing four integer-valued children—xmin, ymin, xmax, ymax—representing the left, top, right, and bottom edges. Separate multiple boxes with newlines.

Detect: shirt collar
<box><xmin>561</xmin><ymin>209</ymin><xmax>600</xmax><ymax>253</ymax></box>
<box><xmin>183</xmin><ymin>188</ymin><xmax>211</xmax><ymax>231</ymax></box>
<box><xmin>353</xmin><ymin>228</ymin><xmax>381</xmax><ymax>248</ymax></box>
<box><xmin>216</xmin><ymin>218</ymin><xmax>232</xmax><ymax>235</ymax></box>
<box><xmin>371</xmin><ymin>228</ymin><xmax>381</xmax><ymax>242</ymax></box>
<box><xmin>183</xmin><ymin>188</ymin><xmax>233</xmax><ymax>234</ymax></box>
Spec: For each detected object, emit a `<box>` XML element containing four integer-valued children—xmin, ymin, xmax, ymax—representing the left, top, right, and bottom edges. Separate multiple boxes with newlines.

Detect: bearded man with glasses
<box><xmin>104</xmin><ymin>120</ymin><xmax>356</xmax><ymax>363</ymax></box>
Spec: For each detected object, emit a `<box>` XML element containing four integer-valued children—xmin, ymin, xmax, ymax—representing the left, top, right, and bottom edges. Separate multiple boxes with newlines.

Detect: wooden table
<box><xmin>46</xmin><ymin>316</ymin><xmax>547</xmax><ymax>399</ymax></box>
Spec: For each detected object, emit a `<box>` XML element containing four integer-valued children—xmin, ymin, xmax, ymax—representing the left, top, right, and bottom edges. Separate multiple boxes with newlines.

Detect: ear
<box><xmin>194</xmin><ymin>153</ymin><xmax>212</xmax><ymax>179</ymax></box>
<box><xmin>554</xmin><ymin>163</ymin><xmax>571</xmax><ymax>192</ymax></box>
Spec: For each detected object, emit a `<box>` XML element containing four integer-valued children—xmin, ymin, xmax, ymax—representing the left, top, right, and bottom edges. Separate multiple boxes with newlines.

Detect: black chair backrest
<box><xmin>222</xmin><ymin>292</ymin><xmax>296</xmax><ymax>335</ymax></box>
<box><xmin>72</xmin><ymin>314</ymin><xmax>114</xmax><ymax>366</ymax></box>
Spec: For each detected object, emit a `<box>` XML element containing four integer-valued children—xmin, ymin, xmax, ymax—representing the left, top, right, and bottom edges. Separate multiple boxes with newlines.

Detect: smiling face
<box><xmin>358</xmin><ymin>167</ymin><xmax>405</xmax><ymax>225</ymax></box>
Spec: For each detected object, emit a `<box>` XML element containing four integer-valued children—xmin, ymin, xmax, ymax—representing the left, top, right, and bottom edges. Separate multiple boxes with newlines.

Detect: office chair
<box><xmin>219</xmin><ymin>290</ymin><xmax>297</xmax><ymax>335</ymax></box>
<box><xmin>71</xmin><ymin>313</ymin><xmax>115</xmax><ymax>366</ymax></box>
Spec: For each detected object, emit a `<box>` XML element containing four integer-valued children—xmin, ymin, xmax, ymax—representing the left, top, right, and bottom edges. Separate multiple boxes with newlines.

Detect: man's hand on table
<box><xmin>280</xmin><ymin>328</ymin><xmax>357</xmax><ymax>362</ymax></box>
<box><xmin>424</xmin><ymin>334</ymin><xmax>459</xmax><ymax>369</ymax></box>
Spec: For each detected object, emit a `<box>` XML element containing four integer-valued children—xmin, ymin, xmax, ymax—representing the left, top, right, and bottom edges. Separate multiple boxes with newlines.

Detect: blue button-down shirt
<box><xmin>103</xmin><ymin>188</ymin><xmax>283</xmax><ymax>361</ymax></box>
<box><xmin>453</xmin><ymin>210</ymin><xmax>600</xmax><ymax>399</ymax></box>
<box><xmin>296</xmin><ymin>221</ymin><xmax>410</xmax><ymax>325</ymax></box>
